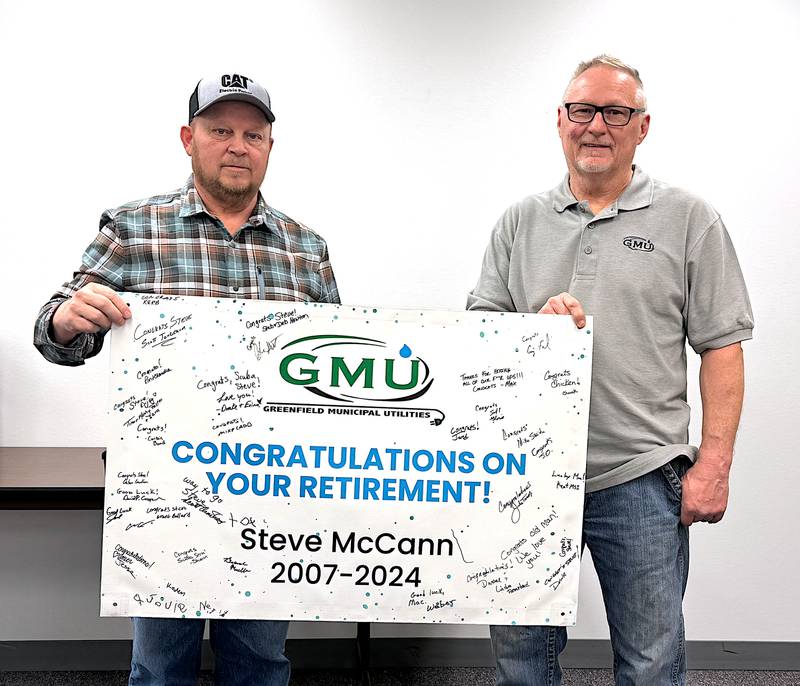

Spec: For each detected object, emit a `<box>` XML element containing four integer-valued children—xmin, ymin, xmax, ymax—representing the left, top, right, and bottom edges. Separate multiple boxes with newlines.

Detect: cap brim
<box><xmin>193</xmin><ymin>93</ymin><xmax>275</xmax><ymax>123</ymax></box>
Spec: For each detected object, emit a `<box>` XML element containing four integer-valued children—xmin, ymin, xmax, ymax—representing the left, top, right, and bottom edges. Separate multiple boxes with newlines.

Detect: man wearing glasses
<box><xmin>468</xmin><ymin>55</ymin><xmax>753</xmax><ymax>685</ymax></box>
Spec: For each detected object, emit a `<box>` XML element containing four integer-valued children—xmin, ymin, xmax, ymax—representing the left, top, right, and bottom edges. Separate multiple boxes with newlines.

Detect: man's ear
<box><xmin>180</xmin><ymin>125</ymin><xmax>193</xmax><ymax>156</ymax></box>
<box><xmin>637</xmin><ymin>113</ymin><xmax>651</xmax><ymax>145</ymax></box>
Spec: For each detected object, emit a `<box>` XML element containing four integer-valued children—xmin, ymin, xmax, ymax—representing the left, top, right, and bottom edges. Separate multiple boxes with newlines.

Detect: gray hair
<box><xmin>565</xmin><ymin>54</ymin><xmax>647</xmax><ymax>108</ymax></box>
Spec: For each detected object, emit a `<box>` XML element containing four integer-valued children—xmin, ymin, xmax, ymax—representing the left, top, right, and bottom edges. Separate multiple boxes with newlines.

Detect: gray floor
<box><xmin>1</xmin><ymin>669</ymin><xmax>798</xmax><ymax>685</ymax></box>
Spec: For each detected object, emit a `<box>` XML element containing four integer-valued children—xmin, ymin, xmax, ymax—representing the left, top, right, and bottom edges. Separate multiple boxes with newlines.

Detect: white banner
<box><xmin>101</xmin><ymin>294</ymin><xmax>592</xmax><ymax>625</ymax></box>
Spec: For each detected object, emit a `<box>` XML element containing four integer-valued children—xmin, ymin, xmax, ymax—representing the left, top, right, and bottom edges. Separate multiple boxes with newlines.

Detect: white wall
<box><xmin>1</xmin><ymin>0</ymin><xmax>798</xmax><ymax>643</ymax></box>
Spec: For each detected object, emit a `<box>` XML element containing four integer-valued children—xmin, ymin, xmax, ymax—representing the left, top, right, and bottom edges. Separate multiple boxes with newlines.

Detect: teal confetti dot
<box><xmin>479</xmin><ymin>332</ymin><xmax>485</xmax><ymax>338</ymax></box>
<box><xmin>230</xmin><ymin>365</ymin><xmax>235</xmax><ymax>369</ymax></box>
<box><xmin>365</xmin><ymin>592</ymin><xmax>371</xmax><ymax>597</ymax></box>
<box><xmin>196</xmin><ymin>611</ymin><xmax>202</xmax><ymax>616</ymax></box>
<box><xmin>447</xmin><ymin>574</ymin><xmax>452</xmax><ymax>579</ymax></box>
<box><xmin>245</xmin><ymin>591</ymin><xmax>251</xmax><ymax>597</ymax></box>
<box><xmin>160</xmin><ymin>313</ymin><xmax>165</xmax><ymax>318</ymax></box>
<box><xmin>409</xmin><ymin>515</ymin><xmax>415</xmax><ymax>520</ymax></box>
<box><xmin>362</xmin><ymin>604</ymin><xmax>368</xmax><ymax>609</ymax></box>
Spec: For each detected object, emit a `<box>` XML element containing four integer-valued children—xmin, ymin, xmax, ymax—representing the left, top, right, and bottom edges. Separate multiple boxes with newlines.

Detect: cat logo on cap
<box><xmin>220</xmin><ymin>74</ymin><xmax>251</xmax><ymax>90</ymax></box>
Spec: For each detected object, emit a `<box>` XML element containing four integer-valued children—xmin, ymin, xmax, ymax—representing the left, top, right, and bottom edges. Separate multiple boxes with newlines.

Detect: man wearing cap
<box><xmin>34</xmin><ymin>74</ymin><xmax>338</xmax><ymax>685</ymax></box>
<box><xmin>468</xmin><ymin>56</ymin><xmax>753</xmax><ymax>685</ymax></box>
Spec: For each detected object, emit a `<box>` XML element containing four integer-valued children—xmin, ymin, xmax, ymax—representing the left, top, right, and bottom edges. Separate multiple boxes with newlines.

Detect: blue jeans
<box><xmin>129</xmin><ymin>617</ymin><xmax>290</xmax><ymax>686</ymax></box>
<box><xmin>491</xmin><ymin>457</ymin><xmax>691</xmax><ymax>686</ymax></box>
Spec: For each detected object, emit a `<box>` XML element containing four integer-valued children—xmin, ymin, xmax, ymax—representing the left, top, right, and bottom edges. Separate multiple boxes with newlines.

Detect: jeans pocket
<box><xmin>660</xmin><ymin>456</ymin><xmax>689</xmax><ymax>502</ymax></box>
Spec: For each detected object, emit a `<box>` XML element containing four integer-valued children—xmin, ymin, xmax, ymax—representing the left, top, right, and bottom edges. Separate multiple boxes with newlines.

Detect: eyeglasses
<box><xmin>563</xmin><ymin>102</ymin><xmax>646</xmax><ymax>127</ymax></box>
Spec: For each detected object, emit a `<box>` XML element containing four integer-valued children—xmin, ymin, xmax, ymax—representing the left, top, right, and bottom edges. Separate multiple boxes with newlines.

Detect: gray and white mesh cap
<box><xmin>189</xmin><ymin>73</ymin><xmax>275</xmax><ymax>123</ymax></box>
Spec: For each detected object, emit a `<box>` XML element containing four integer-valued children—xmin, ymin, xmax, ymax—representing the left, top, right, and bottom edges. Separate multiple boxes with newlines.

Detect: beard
<box><xmin>192</xmin><ymin>159</ymin><xmax>260</xmax><ymax>206</ymax></box>
<box><xmin>574</xmin><ymin>158</ymin><xmax>612</xmax><ymax>174</ymax></box>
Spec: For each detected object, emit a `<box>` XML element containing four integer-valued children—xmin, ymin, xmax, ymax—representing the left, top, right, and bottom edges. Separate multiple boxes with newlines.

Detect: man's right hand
<box><xmin>537</xmin><ymin>292</ymin><xmax>586</xmax><ymax>329</ymax></box>
<box><xmin>51</xmin><ymin>283</ymin><xmax>132</xmax><ymax>345</ymax></box>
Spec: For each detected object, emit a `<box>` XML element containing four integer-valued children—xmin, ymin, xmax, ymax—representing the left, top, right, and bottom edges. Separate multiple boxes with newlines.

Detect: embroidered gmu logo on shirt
<box><xmin>623</xmin><ymin>236</ymin><xmax>654</xmax><ymax>252</ymax></box>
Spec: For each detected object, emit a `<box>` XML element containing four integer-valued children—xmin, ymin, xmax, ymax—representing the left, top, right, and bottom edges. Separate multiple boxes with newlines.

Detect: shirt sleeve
<box><xmin>33</xmin><ymin>217</ymin><xmax>126</xmax><ymax>366</ymax></box>
<box><xmin>685</xmin><ymin>217</ymin><xmax>754</xmax><ymax>354</ymax></box>
<box><xmin>317</xmin><ymin>241</ymin><xmax>341</xmax><ymax>305</ymax></box>
<box><xmin>466</xmin><ymin>208</ymin><xmax>517</xmax><ymax>312</ymax></box>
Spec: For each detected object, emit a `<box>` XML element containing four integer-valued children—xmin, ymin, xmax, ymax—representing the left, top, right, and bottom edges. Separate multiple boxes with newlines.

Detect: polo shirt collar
<box><xmin>551</xmin><ymin>165</ymin><xmax>654</xmax><ymax>213</ymax></box>
<box><xmin>552</xmin><ymin>174</ymin><xmax>579</xmax><ymax>213</ymax></box>
<box><xmin>617</xmin><ymin>166</ymin><xmax>654</xmax><ymax>211</ymax></box>
<box><xmin>178</xmin><ymin>175</ymin><xmax>274</xmax><ymax>230</ymax></box>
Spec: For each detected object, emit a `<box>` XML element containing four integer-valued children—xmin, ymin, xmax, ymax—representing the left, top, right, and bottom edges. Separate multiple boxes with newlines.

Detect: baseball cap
<box><xmin>189</xmin><ymin>73</ymin><xmax>275</xmax><ymax>123</ymax></box>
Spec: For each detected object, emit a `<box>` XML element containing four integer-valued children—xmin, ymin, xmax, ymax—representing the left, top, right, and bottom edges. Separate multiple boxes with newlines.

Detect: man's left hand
<box><xmin>680</xmin><ymin>453</ymin><xmax>731</xmax><ymax>526</ymax></box>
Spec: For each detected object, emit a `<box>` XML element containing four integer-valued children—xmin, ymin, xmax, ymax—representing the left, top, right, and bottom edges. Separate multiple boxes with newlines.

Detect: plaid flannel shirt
<box><xmin>34</xmin><ymin>176</ymin><xmax>340</xmax><ymax>366</ymax></box>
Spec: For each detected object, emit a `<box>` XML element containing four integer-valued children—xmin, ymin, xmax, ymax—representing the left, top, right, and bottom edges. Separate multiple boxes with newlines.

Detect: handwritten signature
<box><xmin>247</xmin><ymin>335</ymin><xmax>281</xmax><ymax>360</ymax></box>
<box><xmin>498</xmin><ymin>481</ymin><xmax>533</xmax><ymax>523</ymax></box>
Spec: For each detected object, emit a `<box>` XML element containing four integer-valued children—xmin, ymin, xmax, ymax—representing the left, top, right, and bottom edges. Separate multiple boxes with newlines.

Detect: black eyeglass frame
<box><xmin>562</xmin><ymin>102</ymin><xmax>646</xmax><ymax>127</ymax></box>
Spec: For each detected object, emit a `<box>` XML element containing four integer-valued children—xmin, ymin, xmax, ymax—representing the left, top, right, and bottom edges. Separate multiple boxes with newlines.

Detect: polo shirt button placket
<box><xmin>584</xmin><ymin>246</ymin><xmax>593</xmax><ymax>255</ymax></box>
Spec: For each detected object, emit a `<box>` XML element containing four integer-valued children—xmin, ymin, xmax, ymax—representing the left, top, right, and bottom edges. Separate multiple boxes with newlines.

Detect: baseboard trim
<box><xmin>0</xmin><ymin>638</ymin><xmax>797</xmax><ymax>672</ymax></box>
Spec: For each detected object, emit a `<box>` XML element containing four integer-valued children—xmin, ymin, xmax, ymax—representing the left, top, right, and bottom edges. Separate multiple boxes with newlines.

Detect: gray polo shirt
<box><xmin>467</xmin><ymin>166</ymin><xmax>753</xmax><ymax>492</ymax></box>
